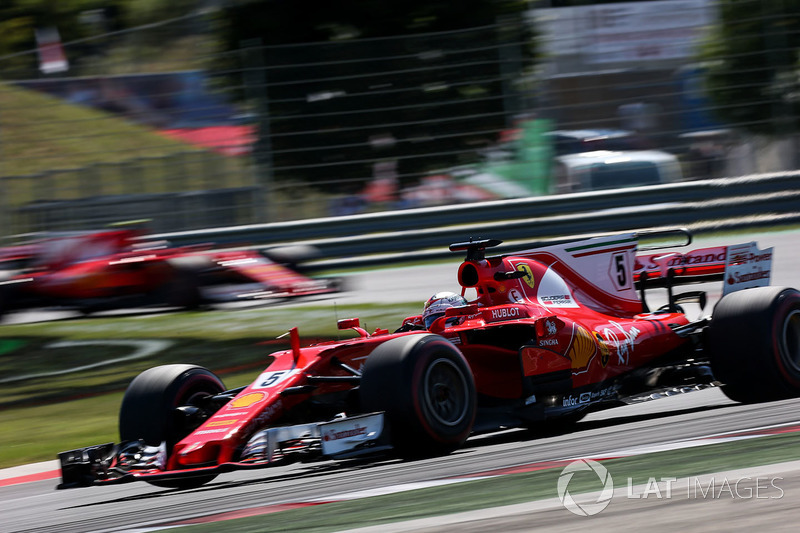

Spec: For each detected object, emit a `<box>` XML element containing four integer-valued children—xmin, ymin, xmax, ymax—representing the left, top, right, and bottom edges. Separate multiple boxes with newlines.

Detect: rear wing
<box><xmin>635</xmin><ymin>246</ymin><xmax>728</xmax><ymax>285</ymax></box>
<box><xmin>635</xmin><ymin>241</ymin><xmax>773</xmax><ymax>296</ymax></box>
<box><xmin>453</xmin><ymin>229</ymin><xmax>772</xmax><ymax>315</ymax></box>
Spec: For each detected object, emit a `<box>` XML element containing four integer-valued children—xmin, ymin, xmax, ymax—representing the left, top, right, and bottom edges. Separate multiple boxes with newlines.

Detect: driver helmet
<box><xmin>422</xmin><ymin>291</ymin><xmax>467</xmax><ymax>328</ymax></box>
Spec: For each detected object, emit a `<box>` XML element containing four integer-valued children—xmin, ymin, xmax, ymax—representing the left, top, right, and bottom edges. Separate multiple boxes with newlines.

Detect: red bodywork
<box><xmin>0</xmin><ymin>228</ymin><xmax>338</xmax><ymax>316</ymax></box>
<box><xmin>59</xmin><ymin>231</ymin><xmax>736</xmax><ymax>487</ymax></box>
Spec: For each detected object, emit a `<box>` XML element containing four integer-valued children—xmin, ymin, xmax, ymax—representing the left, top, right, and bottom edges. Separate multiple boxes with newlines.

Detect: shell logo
<box><xmin>516</xmin><ymin>264</ymin><xmax>535</xmax><ymax>289</ymax></box>
<box><xmin>230</xmin><ymin>391</ymin><xmax>266</xmax><ymax>409</ymax></box>
<box><xmin>568</xmin><ymin>326</ymin><xmax>596</xmax><ymax>369</ymax></box>
<box><xmin>206</xmin><ymin>419</ymin><xmax>237</xmax><ymax>428</ymax></box>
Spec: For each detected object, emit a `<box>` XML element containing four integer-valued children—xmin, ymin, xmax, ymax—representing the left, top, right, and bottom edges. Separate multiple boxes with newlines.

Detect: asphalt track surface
<box><xmin>3</xmin><ymin>228</ymin><xmax>800</xmax><ymax>532</ymax></box>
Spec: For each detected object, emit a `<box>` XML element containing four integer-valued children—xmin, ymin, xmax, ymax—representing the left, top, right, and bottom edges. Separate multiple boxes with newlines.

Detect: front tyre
<box><xmin>0</xmin><ymin>285</ymin><xmax>7</xmax><ymax>322</ymax></box>
<box><xmin>119</xmin><ymin>364</ymin><xmax>225</xmax><ymax>488</ymax></box>
<box><xmin>359</xmin><ymin>334</ymin><xmax>476</xmax><ymax>457</ymax></box>
<box><xmin>709</xmin><ymin>286</ymin><xmax>800</xmax><ymax>403</ymax></box>
<box><xmin>0</xmin><ymin>272</ymin><xmax>21</xmax><ymax>321</ymax></box>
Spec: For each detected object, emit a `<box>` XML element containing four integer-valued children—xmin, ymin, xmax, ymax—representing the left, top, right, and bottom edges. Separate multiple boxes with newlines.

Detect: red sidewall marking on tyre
<box><xmin>773</xmin><ymin>295</ymin><xmax>800</xmax><ymax>387</ymax></box>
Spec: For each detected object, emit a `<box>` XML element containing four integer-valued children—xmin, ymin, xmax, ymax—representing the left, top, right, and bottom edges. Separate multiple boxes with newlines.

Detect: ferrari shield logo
<box><xmin>516</xmin><ymin>264</ymin><xmax>535</xmax><ymax>289</ymax></box>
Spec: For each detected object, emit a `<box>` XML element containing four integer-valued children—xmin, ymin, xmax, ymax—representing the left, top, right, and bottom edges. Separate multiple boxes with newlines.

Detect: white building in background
<box><xmin>529</xmin><ymin>0</ymin><xmax>798</xmax><ymax>176</ymax></box>
<box><xmin>529</xmin><ymin>0</ymin><xmax>717</xmax><ymax>73</ymax></box>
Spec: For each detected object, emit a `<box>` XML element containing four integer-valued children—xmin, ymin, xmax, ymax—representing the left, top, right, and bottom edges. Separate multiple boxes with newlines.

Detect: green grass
<box><xmin>0</xmin><ymin>302</ymin><xmax>419</xmax><ymax>340</ymax></box>
<box><xmin>177</xmin><ymin>431</ymin><xmax>800</xmax><ymax>532</ymax></box>
<box><xmin>0</xmin><ymin>303</ymin><xmax>420</xmax><ymax>468</ymax></box>
<box><xmin>0</xmin><ymin>84</ymin><xmax>180</xmax><ymax>175</ymax></box>
<box><xmin>0</xmin><ymin>84</ymin><xmax>250</xmax><ymax>203</ymax></box>
<box><xmin>0</xmin><ymin>368</ymin><xmax>259</xmax><ymax>468</ymax></box>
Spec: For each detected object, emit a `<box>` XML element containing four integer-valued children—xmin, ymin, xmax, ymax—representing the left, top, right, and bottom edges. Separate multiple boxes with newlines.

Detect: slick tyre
<box><xmin>262</xmin><ymin>244</ymin><xmax>320</xmax><ymax>272</ymax></box>
<box><xmin>709</xmin><ymin>286</ymin><xmax>800</xmax><ymax>403</ymax></box>
<box><xmin>119</xmin><ymin>364</ymin><xmax>225</xmax><ymax>489</ymax></box>
<box><xmin>359</xmin><ymin>334</ymin><xmax>476</xmax><ymax>457</ymax></box>
<box><xmin>0</xmin><ymin>272</ymin><xmax>21</xmax><ymax>322</ymax></box>
<box><xmin>0</xmin><ymin>285</ymin><xmax>7</xmax><ymax>323</ymax></box>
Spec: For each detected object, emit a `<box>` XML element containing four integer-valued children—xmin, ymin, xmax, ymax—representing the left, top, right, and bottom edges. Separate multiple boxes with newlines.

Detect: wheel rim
<box><xmin>780</xmin><ymin>310</ymin><xmax>800</xmax><ymax>373</ymax></box>
<box><xmin>173</xmin><ymin>385</ymin><xmax>222</xmax><ymax>437</ymax></box>
<box><xmin>422</xmin><ymin>358</ymin><xmax>470</xmax><ymax>427</ymax></box>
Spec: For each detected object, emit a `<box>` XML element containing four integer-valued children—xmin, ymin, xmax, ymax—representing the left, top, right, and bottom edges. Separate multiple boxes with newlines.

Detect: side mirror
<box><xmin>337</xmin><ymin>318</ymin><xmax>360</xmax><ymax>330</ymax></box>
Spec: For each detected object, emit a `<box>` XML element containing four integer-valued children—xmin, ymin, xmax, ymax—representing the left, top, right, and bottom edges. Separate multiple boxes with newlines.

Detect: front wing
<box><xmin>57</xmin><ymin>413</ymin><xmax>388</xmax><ymax>489</ymax></box>
<box><xmin>203</xmin><ymin>250</ymin><xmax>340</xmax><ymax>301</ymax></box>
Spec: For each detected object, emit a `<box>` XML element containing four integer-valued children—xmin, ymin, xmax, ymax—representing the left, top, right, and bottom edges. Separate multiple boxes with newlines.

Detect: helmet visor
<box><xmin>424</xmin><ymin>312</ymin><xmax>445</xmax><ymax>329</ymax></box>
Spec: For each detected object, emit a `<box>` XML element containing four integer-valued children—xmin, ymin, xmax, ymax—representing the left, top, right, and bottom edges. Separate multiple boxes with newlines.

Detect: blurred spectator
<box><xmin>362</xmin><ymin>161</ymin><xmax>399</xmax><ymax>208</ymax></box>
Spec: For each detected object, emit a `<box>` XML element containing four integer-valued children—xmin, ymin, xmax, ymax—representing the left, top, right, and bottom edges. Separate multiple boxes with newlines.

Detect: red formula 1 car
<box><xmin>58</xmin><ymin>229</ymin><xmax>800</xmax><ymax>489</ymax></box>
<box><xmin>0</xmin><ymin>228</ymin><xmax>339</xmax><ymax>321</ymax></box>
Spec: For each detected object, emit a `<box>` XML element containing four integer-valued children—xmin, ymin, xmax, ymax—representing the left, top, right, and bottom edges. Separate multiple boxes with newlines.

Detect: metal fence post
<box><xmin>0</xmin><ymin>176</ymin><xmax>9</xmax><ymax>240</ymax></box>
<box><xmin>241</xmin><ymin>38</ymin><xmax>273</xmax><ymax>223</ymax></box>
<box><xmin>497</xmin><ymin>15</ymin><xmax>525</xmax><ymax>127</ymax></box>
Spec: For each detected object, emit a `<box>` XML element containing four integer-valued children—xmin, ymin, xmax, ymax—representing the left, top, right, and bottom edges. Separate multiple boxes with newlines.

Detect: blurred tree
<box><xmin>700</xmin><ymin>0</ymin><xmax>800</xmax><ymax>136</ymax></box>
<box><xmin>219</xmin><ymin>0</ymin><xmax>527</xmax><ymax>44</ymax></box>
<box><xmin>0</xmin><ymin>0</ymin><xmax>538</xmax><ymax>193</ymax></box>
<box><xmin>117</xmin><ymin>0</ymin><xmax>199</xmax><ymax>26</ymax></box>
<box><xmin>0</xmin><ymin>1</ymin><xmax>123</xmax><ymax>78</ymax></box>
<box><xmin>0</xmin><ymin>0</ymin><xmax>205</xmax><ymax>78</ymax></box>
<box><xmin>219</xmin><ymin>0</ymin><xmax>536</xmax><ymax>190</ymax></box>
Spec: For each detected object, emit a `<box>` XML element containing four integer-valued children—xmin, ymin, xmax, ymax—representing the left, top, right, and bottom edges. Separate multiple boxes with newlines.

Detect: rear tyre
<box><xmin>708</xmin><ymin>287</ymin><xmax>800</xmax><ymax>403</ymax></box>
<box><xmin>359</xmin><ymin>334</ymin><xmax>476</xmax><ymax>457</ymax></box>
<box><xmin>262</xmin><ymin>245</ymin><xmax>320</xmax><ymax>272</ymax></box>
<box><xmin>119</xmin><ymin>364</ymin><xmax>225</xmax><ymax>489</ymax></box>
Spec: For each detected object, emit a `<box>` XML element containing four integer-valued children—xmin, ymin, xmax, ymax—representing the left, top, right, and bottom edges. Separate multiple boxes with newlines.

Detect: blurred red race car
<box><xmin>58</xmin><ymin>229</ymin><xmax>799</xmax><ymax>489</ymax></box>
<box><xmin>0</xmin><ymin>227</ymin><xmax>339</xmax><ymax>320</ymax></box>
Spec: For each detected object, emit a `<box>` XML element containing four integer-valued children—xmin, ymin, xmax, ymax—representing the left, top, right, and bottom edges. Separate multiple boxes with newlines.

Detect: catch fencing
<box><xmin>151</xmin><ymin>171</ymin><xmax>800</xmax><ymax>268</ymax></box>
<box><xmin>0</xmin><ymin>2</ymin><xmax>799</xmax><ymax>239</ymax></box>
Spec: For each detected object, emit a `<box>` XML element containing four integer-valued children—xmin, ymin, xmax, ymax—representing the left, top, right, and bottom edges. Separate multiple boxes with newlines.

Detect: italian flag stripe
<box><xmin>565</xmin><ymin>236</ymin><xmax>637</xmax><ymax>253</ymax></box>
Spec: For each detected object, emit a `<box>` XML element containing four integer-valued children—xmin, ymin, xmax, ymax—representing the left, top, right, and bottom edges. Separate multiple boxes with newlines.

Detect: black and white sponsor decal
<box><xmin>723</xmin><ymin>242</ymin><xmax>773</xmax><ymax>296</ymax></box>
<box><xmin>537</xmin><ymin>269</ymin><xmax>578</xmax><ymax>308</ymax></box>
<box><xmin>561</xmin><ymin>385</ymin><xmax>618</xmax><ymax>407</ymax></box>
